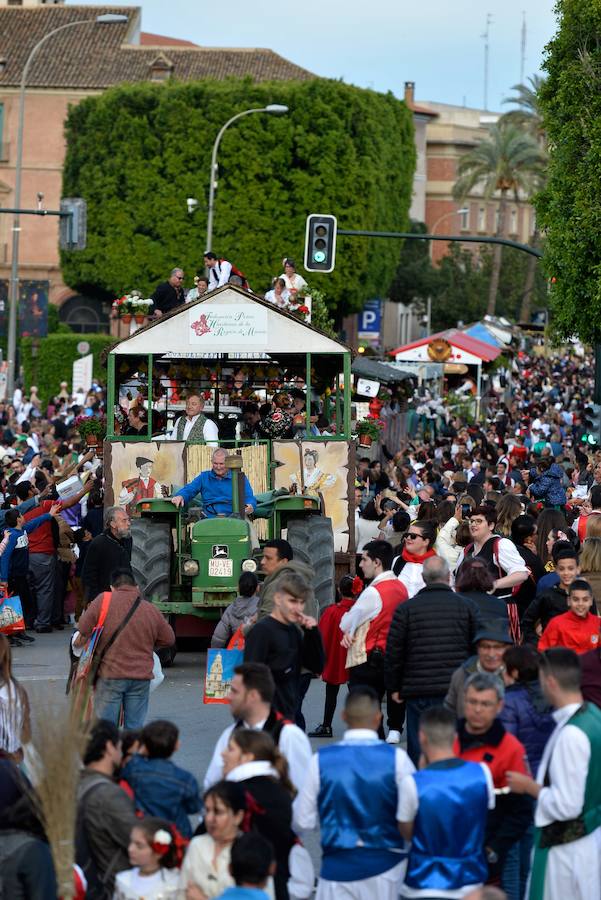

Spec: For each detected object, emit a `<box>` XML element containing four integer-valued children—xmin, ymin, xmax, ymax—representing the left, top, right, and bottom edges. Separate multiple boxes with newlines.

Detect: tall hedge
<box><xmin>21</xmin><ymin>333</ymin><xmax>110</xmax><ymax>405</ymax></box>
<box><xmin>536</xmin><ymin>0</ymin><xmax>601</xmax><ymax>342</ymax></box>
<box><xmin>61</xmin><ymin>78</ymin><xmax>415</xmax><ymax>315</ymax></box>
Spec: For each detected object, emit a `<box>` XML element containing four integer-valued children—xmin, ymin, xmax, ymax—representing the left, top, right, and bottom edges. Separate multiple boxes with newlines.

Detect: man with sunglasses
<box><xmin>151</xmin><ymin>267</ymin><xmax>186</xmax><ymax>317</ymax></box>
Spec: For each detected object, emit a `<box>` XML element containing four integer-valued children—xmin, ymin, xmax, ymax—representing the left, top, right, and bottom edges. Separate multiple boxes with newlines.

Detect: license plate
<box><xmin>208</xmin><ymin>558</ymin><xmax>233</xmax><ymax>578</ymax></box>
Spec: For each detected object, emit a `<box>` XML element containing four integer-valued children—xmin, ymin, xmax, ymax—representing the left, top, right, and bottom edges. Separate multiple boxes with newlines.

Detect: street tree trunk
<box><xmin>519</xmin><ymin>227</ymin><xmax>540</xmax><ymax>322</ymax></box>
<box><xmin>487</xmin><ymin>190</ymin><xmax>508</xmax><ymax>317</ymax></box>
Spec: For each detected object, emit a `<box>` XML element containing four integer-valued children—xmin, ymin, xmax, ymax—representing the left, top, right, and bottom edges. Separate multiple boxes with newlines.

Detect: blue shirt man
<box><xmin>172</xmin><ymin>448</ymin><xmax>256</xmax><ymax>517</ymax></box>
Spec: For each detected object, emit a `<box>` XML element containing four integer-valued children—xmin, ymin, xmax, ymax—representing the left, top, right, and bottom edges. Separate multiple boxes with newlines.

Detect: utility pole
<box><xmin>520</xmin><ymin>11</ymin><xmax>527</xmax><ymax>84</ymax></box>
<box><xmin>482</xmin><ymin>13</ymin><xmax>493</xmax><ymax>110</ymax></box>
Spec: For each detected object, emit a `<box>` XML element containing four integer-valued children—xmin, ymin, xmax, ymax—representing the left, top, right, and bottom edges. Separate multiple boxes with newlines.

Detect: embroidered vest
<box><xmin>365</xmin><ymin>579</ymin><xmax>406</xmax><ymax>654</ymax></box>
<box><xmin>405</xmin><ymin>760</ymin><xmax>488</xmax><ymax>891</ymax></box>
<box><xmin>317</xmin><ymin>740</ymin><xmax>402</xmax><ymax>853</ymax></box>
<box><xmin>176</xmin><ymin>413</ymin><xmax>207</xmax><ymax>442</ymax></box>
<box><xmin>541</xmin><ymin>703</ymin><xmax>601</xmax><ymax>847</ymax></box>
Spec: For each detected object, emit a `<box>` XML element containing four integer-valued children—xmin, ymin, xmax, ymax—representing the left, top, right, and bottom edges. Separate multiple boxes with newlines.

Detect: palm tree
<box><xmin>502</xmin><ymin>76</ymin><xmax>548</xmax><ymax>322</ymax></box>
<box><xmin>453</xmin><ymin>121</ymin><xmax>545</xmax><ymax>316</ymax></box>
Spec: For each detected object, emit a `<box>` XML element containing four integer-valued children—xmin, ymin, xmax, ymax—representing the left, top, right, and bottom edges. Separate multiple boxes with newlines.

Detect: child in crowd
<box><xmin>308</xmin><ymin>574</ymin><xmax>362</xmax><ymax>738</ymax></box>
<box><xmin>114</xmin><ymin>817</ymin><xmax>180</xmax><ymax>899</ymax></box>
<box><xmin>522</xmin><ymin>548</ymin><xmax>597</xmax><ymax>646</ymax></box>
<box><xmin>121</xmin><ymin>719</ymin><xmax>201</xmax><ymax>838</ymax></box>
<box><xmin>211</xmin><ymin>572</ymin><xmax>260</xmax><ymax>648</ymax></box>
<box><xmin>216</xmin><ymin>833</ymin><xmax>275</xmax><ymax>900</ymax></box>
<box><xmin>538</xmin><ymin>579</ymin><xmax>601</xmax><ymax>654</ymax></box>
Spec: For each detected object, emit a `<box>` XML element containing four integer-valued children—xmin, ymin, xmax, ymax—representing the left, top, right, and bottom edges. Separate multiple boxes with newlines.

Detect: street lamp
<box><xmin>429</xmin><ymin>207</ymin><xmax>469</xmax><ymax>261</ymax></box>
<box><xmin>6</xmin><ymin>13</ymin><xmax>128</xmax><ymax>398</ymax></box>
<box><xmin>205</xmin><ymin>104</ymin><xmax>289</xmax><ymax>254</ymax></box>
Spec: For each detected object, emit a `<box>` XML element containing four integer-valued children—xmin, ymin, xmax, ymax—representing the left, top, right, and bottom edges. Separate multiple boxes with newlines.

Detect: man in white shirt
<box><xmin>507</xmin><ymin>648</ymin><xmax>601</xmax><ymax>900</ymax></box>
<box><xmin>297</xmin><ymin>686</ymin><xmax>415</xmax><ymax>900</ymax></box>
<box><xmin>168</xmin><ymin>394</ymin><xmax>218</xmax><ymax>445</ymax></box>
<box><xmin>204</xmin><ymin>661</ymin><xmax>311</xmax><ymax>816</ymax></box>
<box><xmin>204</xmin><ymin>252</ymin><xmax>232</xmax><ymax>290</ymax></box>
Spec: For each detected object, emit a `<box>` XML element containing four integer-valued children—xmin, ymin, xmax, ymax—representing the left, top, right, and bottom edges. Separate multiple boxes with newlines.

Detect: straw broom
<box><xmin>27</xmin><ymin>690</ymin><xmax>91</xmax><ymax>900</ymax></box>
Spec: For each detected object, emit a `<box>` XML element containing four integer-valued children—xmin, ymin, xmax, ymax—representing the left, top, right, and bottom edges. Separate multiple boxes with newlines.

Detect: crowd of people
<box><xmin>0</xmin><ymin>349</ymin><xmax>600</xmax><ymax>899</ymax></box>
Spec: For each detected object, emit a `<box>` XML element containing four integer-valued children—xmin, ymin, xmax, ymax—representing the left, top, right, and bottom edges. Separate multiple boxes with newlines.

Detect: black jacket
<box><xmin>513</xmin><ymin>545</ymin><xmax>546</xmax><ymax>618</ymax></box>
<box><xmin>81</xmin><ymin>529</ymin><xmax>132</xmax><ymax>603</ymax></box>
<box><xmin>384</xmin><ymin>583</ymin><xmax>481</xmax><ymax>698</ymax></box>
<box><xmin>462</xmin><ymin>590</ymin><xmax>509</xmax><ymax>630</ymax></box>
<box><xmin>151</xmin><ymin>281</ymin><xmax>185</xmax><ymax>314</ymax></box>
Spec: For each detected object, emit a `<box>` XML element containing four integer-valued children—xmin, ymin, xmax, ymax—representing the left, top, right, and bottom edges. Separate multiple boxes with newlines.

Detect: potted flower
<box><xmin>130</xmin><ymin>296</ymin><xmax>153</xmax><ymax>324</ymax></box>
<box><xmin>355</xmin><ymin>416</ymin><xmax>384</xmax><ymax>448</ymax></box>
<box><xmin>74</xmin><ymin>413</ymin><xmax>106</xmax><ymax>453</ymax></box>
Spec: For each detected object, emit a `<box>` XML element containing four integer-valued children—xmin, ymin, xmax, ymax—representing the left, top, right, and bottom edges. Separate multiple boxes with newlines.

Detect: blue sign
<box><xmin>358</xmin><ymin>298</ymin><xmax>382</xmax><ymax>336</ymax></box>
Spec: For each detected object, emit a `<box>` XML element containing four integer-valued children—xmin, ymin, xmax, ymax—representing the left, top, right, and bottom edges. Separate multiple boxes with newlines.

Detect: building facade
<box><xmin>407</xmin><ymin>85</ymin><xmax>536</xmax><ymax>265</ymax></box>
<box><xmin>0</xmin><ymin>0</ymin><xmax>313</xmax><ymax>331</ymax></box>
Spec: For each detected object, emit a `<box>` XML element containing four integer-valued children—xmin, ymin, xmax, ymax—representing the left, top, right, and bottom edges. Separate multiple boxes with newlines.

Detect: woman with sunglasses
<box><xmin>391</xmin><ymin>521</ymin><xmax>438</xmax><ymax>598</ymax></box>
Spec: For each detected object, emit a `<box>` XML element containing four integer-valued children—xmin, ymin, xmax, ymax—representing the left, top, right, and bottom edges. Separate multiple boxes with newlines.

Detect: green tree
<box><xmin>388</xmin><ymin>220</ymin><xmax>438</xmax><ymax>316</ymax></box>
<box><xmin>453</xmin><ymin>121</ymin><xmax>545</xmax><ymax>317</ymax></box>
<box><xmin>535</xmin><ymin>0</ymin><xmax>601</xmax><ymax>343</ymax></box>
<box><xmin>429</xmin><ymin>243</ymin><xmax>549</xmax><ymax>331</ymax></box>
<box><xmin>502</xmin><ymin>75</ymin><xmax>548</xmax><ymax>322</ymax></box>
<box><xmin>61</xmin><ymin>79</ymin><xmax>415</xmax><ymax>318</ymax></box>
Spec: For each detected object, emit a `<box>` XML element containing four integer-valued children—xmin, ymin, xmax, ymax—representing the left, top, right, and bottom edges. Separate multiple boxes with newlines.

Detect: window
<box><xmin>460</xmin><ymin>208</ymin><xmax>469</xmax><ymax>230</ymax></box>
<box><xmin>510</xmin><ymin>208</ymin><xmax>518</xmax><ymax>234</ymax></box>
<box><xmin>478</xmin><ymin>207</ymin><xmax>486</xmax><ymax>231</ymax></box>
<box><xmin>7</xmin><ymin>1</ymin><xmax>23</xmax><ymax>6</ymax></box>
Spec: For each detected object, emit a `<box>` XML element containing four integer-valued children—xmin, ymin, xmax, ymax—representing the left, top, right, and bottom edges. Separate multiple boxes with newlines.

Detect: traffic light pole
<box><xmin>337</xmin><ymin>228</ymin><xmax>544</xmax><ymax>259</ymax></box>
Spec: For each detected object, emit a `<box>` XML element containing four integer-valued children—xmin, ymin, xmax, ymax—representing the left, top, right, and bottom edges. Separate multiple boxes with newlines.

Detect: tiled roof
<box><xmin>0</xmin><ymin>6</ymin><xmax>314</xmax><ymax>90</ymax></box>
<box><xmin>140</xmin><ymin>32</ymin><xmax>198</xmax><ymax>48</ymax></box>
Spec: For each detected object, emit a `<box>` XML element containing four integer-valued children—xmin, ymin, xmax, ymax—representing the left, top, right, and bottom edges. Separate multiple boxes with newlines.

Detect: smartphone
<box><xmin>461</xmin><ymin>503</ymin><xmax>471</xmax><ymax>517</ymax></box>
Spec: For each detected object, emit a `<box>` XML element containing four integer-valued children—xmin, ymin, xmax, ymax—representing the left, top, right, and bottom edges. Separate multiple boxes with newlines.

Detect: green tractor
<box><xmin>130</xmin><ymin>454</ymin><xmax>335</xmax><ymax>663</ymax></box>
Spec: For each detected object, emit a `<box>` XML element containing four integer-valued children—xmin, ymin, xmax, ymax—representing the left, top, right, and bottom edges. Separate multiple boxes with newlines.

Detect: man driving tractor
<box><xmin>171</xmin><ymin>448</ymin><xmax>256</xmax><ymax>518</ymax></box>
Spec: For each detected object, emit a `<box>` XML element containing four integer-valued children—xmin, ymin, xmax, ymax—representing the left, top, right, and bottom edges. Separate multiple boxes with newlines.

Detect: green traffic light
<box><xmin>313</xmin><ymin>251</ymin><xmax>326</xmax><ymax>262</ymax></box>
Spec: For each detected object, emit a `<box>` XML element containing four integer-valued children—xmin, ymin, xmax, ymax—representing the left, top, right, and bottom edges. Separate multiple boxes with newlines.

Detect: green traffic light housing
<box><xmin>304</xmin><ymin>214</ymin><xmax>337</xmax><ymax>273</ymax></box>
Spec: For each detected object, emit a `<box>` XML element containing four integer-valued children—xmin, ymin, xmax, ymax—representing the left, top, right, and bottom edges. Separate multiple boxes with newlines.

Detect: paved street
<box><xmin>13</xmin><ymin>629</ymin><xmax>339</xmax><ymax>867</ymax></box>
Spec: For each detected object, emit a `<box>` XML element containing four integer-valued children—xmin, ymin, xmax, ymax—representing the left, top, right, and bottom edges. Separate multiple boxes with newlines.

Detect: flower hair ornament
<box><xmin>150</xmin><ymin>829</ymin><xmax>173</xmax><ymax>856</ymax></box>
<box><xmin>351</xmin><ymin>576</ymin><xmax>364</xmax><ymax>596</ymax></box>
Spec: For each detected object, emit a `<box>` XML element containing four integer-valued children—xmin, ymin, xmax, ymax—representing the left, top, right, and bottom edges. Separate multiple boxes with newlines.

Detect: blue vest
<box><xmin>405</xmin><ymin>759</ymin><xmax>489</xmax><ymax>892</ymax></box>
<box><xmin>318</xmin><ymin>739</ymin><xmax>405</xmax><ymax>881</ymax></box>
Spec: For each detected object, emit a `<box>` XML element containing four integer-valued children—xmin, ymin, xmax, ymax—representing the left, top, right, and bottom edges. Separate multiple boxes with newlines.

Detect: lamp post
<box><xmin>429</xmin><ymin>207</ymin><xmax>469</xmax><ymax>261</ymax></box>
<box><xmin>205</xmin><ymin>104</ymin><xmax>288</xmax><ymax>254</ymax></box>
<box><xmin>6</xmin><ymin>13</ymin><xmax>128</xmax><ymax>398</ymax></box>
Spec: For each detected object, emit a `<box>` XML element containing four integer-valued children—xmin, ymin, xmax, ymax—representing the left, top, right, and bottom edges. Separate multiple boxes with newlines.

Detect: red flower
<box><xmin>351</xmin><ymin>576</ymin><xmax>364</xmax><ymax>596</ymax></box>
<box><xmin>298</xmin><ymin>305</ymin><xmax>310</xmax><ymax>315</ymax></box>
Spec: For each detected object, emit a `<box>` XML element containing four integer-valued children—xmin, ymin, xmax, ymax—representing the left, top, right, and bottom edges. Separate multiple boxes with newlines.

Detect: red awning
<box><xmin>389</xmin><ymin>328</ymin><xmax>501</xmax><ymax>363</ymax></box>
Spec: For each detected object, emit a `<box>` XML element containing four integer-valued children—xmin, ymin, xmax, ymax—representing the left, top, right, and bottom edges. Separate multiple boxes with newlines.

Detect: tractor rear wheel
<box><xmin>130</xmin><ymin>518</ymin><xmax>175</xmax><ymax>666</ymax></box>
<box><xmin>286</xmin><ymin>515</ymin><xmax>335</xmax><ymax>614</ymax></box>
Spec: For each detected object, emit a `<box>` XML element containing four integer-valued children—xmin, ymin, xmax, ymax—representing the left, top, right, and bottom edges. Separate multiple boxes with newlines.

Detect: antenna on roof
<box><xmin>481</xmin><ymin>12</ymin><xmax>493</xmax><ymax>110</ymax></box>
<box><xmin>520</xmin><ymin>11</ymin><xmax>527</xmax><ymax>84</ymax></box>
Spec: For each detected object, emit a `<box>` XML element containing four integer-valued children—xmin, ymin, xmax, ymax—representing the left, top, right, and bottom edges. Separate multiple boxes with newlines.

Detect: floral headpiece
<box><xmin>351</xmin><ymin>576</ymin><xmax>364</xmax><ymax>596</ymax></box>
<box><xmin>150</xmin><ymin>829</ymin><xmax>173</xmax><ymax>856</ymax></box>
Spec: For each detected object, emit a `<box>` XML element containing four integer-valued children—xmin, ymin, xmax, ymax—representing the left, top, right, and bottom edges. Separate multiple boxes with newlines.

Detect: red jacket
<box><xmin>538</xmin><ymin>610</ymin><xmax>601</xmax><ymax>655</ymax></box>
<box><xmin>319</xmin><ymin>597</ymin><xmax>354</xmax><ymax>684</ymax></box>
<box><xmin>454</xmin><ymin>720</ymin><xmax>529</xmax><ymax>787</ymax></box>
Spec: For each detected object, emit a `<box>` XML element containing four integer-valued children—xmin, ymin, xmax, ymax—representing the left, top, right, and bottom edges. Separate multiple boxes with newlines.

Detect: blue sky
<box><xmin>70</xmin><ymin>0</ymin><xmax>557</xmax><ymax>110</ymax></box>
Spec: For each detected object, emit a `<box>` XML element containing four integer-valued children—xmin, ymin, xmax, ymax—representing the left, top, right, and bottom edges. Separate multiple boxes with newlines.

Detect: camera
<box><xmin>186</xmin><ymin>197</ymin><xmax>198</xmax><ymax>214</ymax></box>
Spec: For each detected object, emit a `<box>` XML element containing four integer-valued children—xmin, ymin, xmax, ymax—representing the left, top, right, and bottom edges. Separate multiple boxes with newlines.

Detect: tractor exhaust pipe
<box><xmin>224</xmin><ymin>453</ymin><xmax>245</xmax><ymax>519</ymax></box>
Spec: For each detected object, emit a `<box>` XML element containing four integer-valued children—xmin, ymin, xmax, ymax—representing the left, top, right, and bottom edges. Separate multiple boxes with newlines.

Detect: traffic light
<box><xmin>59</xmin><ymin>198</ymin><xmax>87</xmax><ymax>250</ymax></box>
<box><xmin>304</xmin><ymin>214</ymin><xmax>337</xmax><ymax>273</ymax></box>
<box><xmin>581</xmin><ymin>404</ymin><xmax>601</xmax><ymax>446</ymax></box>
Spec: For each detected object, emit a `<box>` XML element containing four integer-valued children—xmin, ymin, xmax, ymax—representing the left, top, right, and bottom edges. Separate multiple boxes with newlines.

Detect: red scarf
<box><xmin>401</xmin><ymin>547</ymin><xmax>438</xmax><ymax>565</ymax></box>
